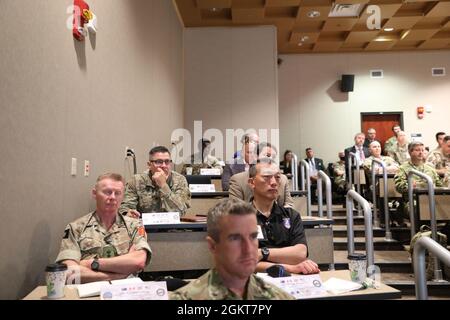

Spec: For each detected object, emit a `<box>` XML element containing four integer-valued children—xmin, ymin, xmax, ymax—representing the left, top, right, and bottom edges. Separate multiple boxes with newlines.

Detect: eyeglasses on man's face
<box><xmin>150</xmin><ymin>159</ymin><xmax>172</xmax><ymax>166</ymax></box>
<box><xmin>259</xmin><ymin>174</ymin><xmax>281</xmax><ymax>183</ymax></box>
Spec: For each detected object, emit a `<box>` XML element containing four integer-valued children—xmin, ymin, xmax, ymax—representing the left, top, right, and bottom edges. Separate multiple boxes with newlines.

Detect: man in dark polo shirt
<box><xmin>249</xmin><ymin>158</ymin><xmax>320</xmax><ymax>275</ymax></box>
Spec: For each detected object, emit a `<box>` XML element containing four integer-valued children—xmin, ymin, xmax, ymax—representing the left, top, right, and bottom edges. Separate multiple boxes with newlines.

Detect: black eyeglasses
<box><xmin>150</xmin><ymin>159</ymin><xmax>172</xmax><ymax>166</ymax></box>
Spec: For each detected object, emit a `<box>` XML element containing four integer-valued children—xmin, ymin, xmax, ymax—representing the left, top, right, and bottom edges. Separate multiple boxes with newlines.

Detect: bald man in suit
<box><xmin>229</xmin><ymin>142</ymin><xmax>294</xmax><ymax>208</ymax></box>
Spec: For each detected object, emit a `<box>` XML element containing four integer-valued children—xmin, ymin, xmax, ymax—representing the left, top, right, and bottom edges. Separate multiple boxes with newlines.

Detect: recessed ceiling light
<box><xmin>307</xmin><ymin>10</ymin><xmax>320</xmax><ymax>18</ymax></box>
<box><xmin>297</xmin><ymin>42</ymin><xmax>303</xmax><ymax>46</ymax></box>
<box><xmin>384</xmin><ymin>27</ymin><xmax>394</xmax><ymax>32</ymax></box>
<box><xmin>210</xmin><ymin>7</ymin><xmax>220</xmax><ymax>12</ymax></box>
<box><xmin>301</xmin><ymin>36</ymin><xmax>310</xmax><ymax>42</ymax></box>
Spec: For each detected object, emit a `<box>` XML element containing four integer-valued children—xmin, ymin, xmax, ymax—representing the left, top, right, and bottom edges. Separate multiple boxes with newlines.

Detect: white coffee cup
<box><xmin>348</xmin><ymin>253</ymin><xmax>367</xmax><ymax>284</ymax></box>
<box><xmin>46</xmin><ymin>263</ymin><xmax>68</xmax><ymax>299</ymax></box>
<box><xmin>186</xmin><ymin>167</ymin><xmax>193</xmax><ymax>175</ymax></box>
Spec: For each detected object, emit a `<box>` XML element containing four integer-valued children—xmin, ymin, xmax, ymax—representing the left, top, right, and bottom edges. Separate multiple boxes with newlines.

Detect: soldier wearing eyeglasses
<box><xmin>249</xmin><ymin>158</ymin><xmax>320</xmax><ymax>275</ymax></box>
<box><xmin>119</xmin><ymin>146</ymin><xmax>191</xmax><ymax>218</ymax></box>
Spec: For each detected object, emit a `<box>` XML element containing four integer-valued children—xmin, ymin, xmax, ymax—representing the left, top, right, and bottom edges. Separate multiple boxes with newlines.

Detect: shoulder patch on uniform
<box><xmin>138</xmin><ymin>226</ymin><xmax>146</xmax><ymax>237</ymax></box>
<box><xmin>63</xmin><ymin>228</ymin><xmax>69</xmax><ymax>239</ymax></box>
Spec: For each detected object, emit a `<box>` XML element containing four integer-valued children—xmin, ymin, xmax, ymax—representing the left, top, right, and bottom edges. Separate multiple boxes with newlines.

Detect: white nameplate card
<box><xmin>100</xmin><ymin>281</ymin><xmax>168</xmax><ymax>300</ymax></box>
<box><xmin>257</xmin><ymin>273</ymin><xmax>327</xmax><ymax>299</ymax></box>
<box><xmin>189</xmin><ymin>184</ymin><xmax>216</xmax><ymax>193</ymax></box>
<box><xmin>142</xmin><ymin>212</ymin><xmax>180</xmax><ymax>225</ymax></box>
<box><xmin>200</xmin><ymin>168</ymin><xmax>221</xmax><ymax>175</ymax></box>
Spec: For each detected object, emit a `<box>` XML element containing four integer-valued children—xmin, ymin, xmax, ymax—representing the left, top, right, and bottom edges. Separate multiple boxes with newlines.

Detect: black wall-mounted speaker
<box><xmin>341</xmin><ymin>74</ymin><xmax>354</xmax><ymax>92</ymax></box>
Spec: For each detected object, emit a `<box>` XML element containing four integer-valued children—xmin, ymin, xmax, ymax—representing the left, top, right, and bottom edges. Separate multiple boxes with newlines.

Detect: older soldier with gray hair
<box><xmin>56</xmin><ymin>173</ymin><xmax>151</xmax><ymax>283</ymax></box>
<box><xmin>170</xmin><ymin>198</ymin><xmax>294</xmax><ymax>300</ymax></box>
<box><xmin>393</xmin><ymin>142</ymin><xmax>442</xmax><ymax>226</ymax></box>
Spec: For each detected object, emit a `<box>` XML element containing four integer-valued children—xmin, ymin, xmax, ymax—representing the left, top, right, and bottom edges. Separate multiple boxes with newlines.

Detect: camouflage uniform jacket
<box><xmin>119</xmin><ymin>171</ymin><xmax>191</xmax><ymax>216</ymax></box>
<box><xmin>388</xmin><ymin>143</ymin><xmax>410</xmax><ymax>164</ymax></box>
<box><xmin>363</xmin><ymin>156</ymin><xmax>399</xmax><ymax>173</ymax></box>
<box><xmin>444</xmin><ymin>168</ymin><xmax>450</xmax><ymax>187</ymax></box>
<box><xmin>384</xmin><ymin>136</ymin><xmax>397</xmax><ymax>154</ymax></box>
<box><xmin>55</xmin><ymin>212</ymin><xmax>152</xmax><ymax>266</ymax></box>
<box><xmin>332</xmin><ymin>161</ymin><xmax>346</xmax><ymax>189</ymax></box>
<box><xmin>170</xmin><ymin>269</ymin><xmax>294</xmax><ymax>300</ymax></box>
<box><xmin>426</xmin><ymin>148</ymin><xmax>450</xmax><ymax>171</ymax></box>
<box><xmin>181</xmin><ymin>153</ymin><xmax>223</xmax><ymax>175</ymax></box>
<box><xmin>394</xmin><ymin>161</ymin><xmax>443</xmax><ymax>194</ymax></box>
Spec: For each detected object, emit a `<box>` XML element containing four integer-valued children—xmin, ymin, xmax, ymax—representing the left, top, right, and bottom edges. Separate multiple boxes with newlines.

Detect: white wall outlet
<box><xmin>71</xmin><ymin>158</ymin><xmax>77</xmax><ymax>176</ymax></box>
<box><xmin>84</xmin><ymin>160</ymin><xmax>90</xmax><ymax>177</ymax></box>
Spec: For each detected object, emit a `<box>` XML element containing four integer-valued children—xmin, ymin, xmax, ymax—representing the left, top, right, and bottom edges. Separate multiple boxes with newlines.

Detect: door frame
<box><xmin>360</xmin><ymin>112</ymin><xmax>404</xmax><ymax>131</ymax></box>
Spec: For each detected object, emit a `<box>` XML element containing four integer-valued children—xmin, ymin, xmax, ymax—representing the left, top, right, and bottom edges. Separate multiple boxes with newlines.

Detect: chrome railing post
<box><xmin>300</xmin><ymin>160</ymin><xmax>312</xmax><ymax>216</ymax></box>
<box><xmin>371</xmin><ymin>159</ymin><xmax>393</xmax><ymax>241</ymax></box>
<box><xmin>348</xmin><ymin>152</ymin><xmax>362</xmax><ymax>217</ymax></box>
<box><xmin>407</xmin><ymin>169</ymin><xmax>443</xmax><ymax>282</ymax></box>
<box><xmin>346</xmin><ymin>189</ymin><xmax>375</xmax><ymax>277</ymax></box>
<box><xmin>317</xmin><ymin>170</ymin><xmax>333</xmax><ymax>219</ymax></box>
<box><xmin>291</xmin><ymin>154</ymin><xmax>299</xmax><ymax>191</ymax></box>
<box><xmin>414</xmin><ymin>237</ymin><xmax>450</xmax><ymax>299</ymax></box>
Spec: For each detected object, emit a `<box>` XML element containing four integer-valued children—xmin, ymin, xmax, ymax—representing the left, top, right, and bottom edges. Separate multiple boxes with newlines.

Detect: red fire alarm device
<box><xmin>417</xmin><ymin>106</ymin><xmax>425</xmax><ymax>119</ymax></box>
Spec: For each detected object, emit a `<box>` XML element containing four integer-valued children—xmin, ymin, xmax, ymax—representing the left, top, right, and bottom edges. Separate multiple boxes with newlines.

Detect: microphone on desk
<box><xmin>266</xmin><ymin>265</ymin><xmax>291</xmax><ymax>278</ymax></box>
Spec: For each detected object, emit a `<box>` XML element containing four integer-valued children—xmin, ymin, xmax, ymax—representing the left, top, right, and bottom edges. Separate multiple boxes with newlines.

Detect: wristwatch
<box><xmin>91</xmin><ymin>258</ymin><xmax>100</xmax><ymax>272</ymax></box>
<box><xmin>261</xmin><ymin>247</ymin><xmax>270</xmax><ymax>262</ymax></box>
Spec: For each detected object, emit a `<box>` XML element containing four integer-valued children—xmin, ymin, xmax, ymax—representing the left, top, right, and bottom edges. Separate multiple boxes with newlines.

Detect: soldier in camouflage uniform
<box><xmin>332</xmin><ymin>151</ymin><xmax>346</xmax><ymax>192</ymax></box>
<box><xmin>119</xmin><ymin>146</ymin><xmax>191</xmax><ymax>218</ymax></box>
<box><xmin>170</xmin><ymin>198</ymin><xmax>294</xmax><ymax>300</ymax></box>
<box><xmin>394</xmin><ymin>142</ymin><xmax>443</xmax><ymax>226</ymax></box>
<box><xmin>387</xmin><ymin>131</ymin><xmax>409</xmax><ymax>164</ymax></box>
<box><xmin>426</xmin><ymin>135</ymin><xmax>450</xmax><ymax>176</ymax></box>
<box><xmin>181</xmin><ymin>138</ymin><xmax>223</xmax><ymax>175</ymax></box>
<box><xmin>363</xmin><ymin>141</ymin><xmax>399</xmax><ymax>186</ymax></box>
<box><xmin>56</xmin><ymin>173</ymin><xmax>151</xmax><ymax>283</ymax></box>
<box><xmin>444</xmin><ymin>168</ymin><xmax>450</xmax><ymax>188</ymax></box>
<box><xmin>430</xmin><ymin>132</ymin><xmax>446</xmax><ymax>153</ymax></box>
<box><xmin>384</xmin><ymin>124</ymin><xmax>402</xmax><ymax>155</ymax></box>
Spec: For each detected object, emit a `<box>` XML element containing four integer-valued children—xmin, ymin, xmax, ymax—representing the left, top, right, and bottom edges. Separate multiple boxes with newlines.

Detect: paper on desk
<box><xmin>75</xmin><ymin>278</ymin><xmax>143</xmax><ymax>298</ymax></box>
<box><xmin>323</xmin><ymin>277</ymin><xmax>363</xmax><ymax>295</ymax></box>
<box><xmin>76</xmin><ymin>281</ymin><xmax>110</xmax><ymax>298</ymax></box>
<box><xmin>256</xmin><ymin>273</ymin><xmax>327</xmax><ymax>299</ymax></box>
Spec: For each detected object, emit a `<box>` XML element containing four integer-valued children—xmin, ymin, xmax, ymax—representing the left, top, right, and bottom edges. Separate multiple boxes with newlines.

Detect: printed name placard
<box><xmin>257</xmin><ymin>273</ymin><xmax>327</xmax><ymax>299</ymax></box>
<box><xmin>142</xmin><ymin>212</ymin><xmax>180</xmax><ymax>225</ymax></box>
<box><xmin>189</xmin><ymin>184</ymin><xmax>216</xmax><ymax>193</ymax></box>
<box><xmin>100</xmin><ymin>281</ymin><xmax>168</xmax><ymax>300</ymax></box>
<box><xmin>200</xmin><ymin>168</ymin><xmax>221</xmax><ymax>176</ymax></box>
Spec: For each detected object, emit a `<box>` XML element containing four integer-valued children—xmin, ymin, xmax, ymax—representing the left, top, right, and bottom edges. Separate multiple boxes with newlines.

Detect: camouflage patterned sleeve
<box><xmin>394</xmin><ymin>165</ymin><xmax>409</xmax><ymax>194</ymax></box>
<box><xmin>444</xmin><ymin>170</ymin><xmax>450</xmax><ymax>187</ymax></box>
<box><xmin>129</xmin><ymin>219</ymin><xmax>152</xmax><ymax>266</ymax></box>
<box><xmin>432</xmin><ymin>169</ymin><xmax>444</xmax><ymax>188</ymax></box>
<box><xmin>119</xmin><ymin>177</ymin><xmax>140</xmax><ymax>215</ymax></box>
<box><xmin>55</xmin><ymin>224</ymin><xmax>82</xmax><ymax>263</ymax></box>
<box><xmin>159</xmin><ymin>173</ymin><xmax>191</xmax><ymax>216</ymax></box>
<box><xmin>426</xmin><ymin>152</ymin><xmax>438</xmax><ymax>169</ymax></box>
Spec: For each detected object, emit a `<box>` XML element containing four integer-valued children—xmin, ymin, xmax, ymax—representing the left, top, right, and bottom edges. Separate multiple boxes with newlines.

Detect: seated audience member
<box><xmin>345</xmin><ymin>133</ymin><xmax>370</xmax><ymax>166</ymax></box>
<box><xmin>426</xmin><ymin>135</ymin><xmax>450</xmax><ymax>176</ymax></box>
<box><xmin>384</xmin><ymin>124</ymin><xmax>401</xmax><ymax>155</ymax></box>
<box><xmin>444</xmin><ymin>168</ymin><xmax>450</xmax><ymax>188</ymax></box>
<box><xmin>332</xmin><ymin>151</ymin><xmax>346</xmax><ymax>193</ymax></box>
<box><xmin>303</xmin><ymin>147</ymin><xmax>325</xmax><ymax>202</ymax></box>
<box><xmin>222</xmin><ymin>133</ymin><xmax>259</xmax><ymax>191</ymax></box>
<box><xmin>119</xmin><ymin>146</ymin><xmax>191</xmax><ymax>218</ymax></box>
<box><xmin>363</xmin><ymin>141</ymin><xmax>399</xmax><ymax>176</ymax></box>
<box><xmin>249</xmin><ymin>158</ymin><xmax>320</xmax><ymax>275</ymax></box>
<box><xmin>394</xmin><ymin>142</ymin><xmax>443</xmax><ymax>226</ymax></box>
<box><xmin>388</xmin><ymin>131</ymin><xmax>409</xmax><ymax>164</ymax></box>
<box><xmin>229</xmin><ymin>142</ymin><xmax>294</xmax><ymax>208</ymax></box>
<box><xmin>431</xmin><ymin>131</ymin><xmax>446</xmax><ymax>153</ymax></box>
<box><xmin>181</xmin><ymin>138</ymin><xmax>223</xmax><ymax>175</ymax></box>
<box><xmin>55</xmin><ymin>173</ymin><xmax>151</xmax><ymax>283</ymax></box>
<box><xmin>170</xmin><ymin>198</ymin><xmax>294</xmax><ymax>300</ymax></box>
<box><xmin>363</xmin><ymin>128</ymin><xmax>378</xmax><ymax>148</ymax></box>
<box><xmin>280</xmin><ymin>149</ymin><xmax>294</xmax><ymax>177</ymax></box>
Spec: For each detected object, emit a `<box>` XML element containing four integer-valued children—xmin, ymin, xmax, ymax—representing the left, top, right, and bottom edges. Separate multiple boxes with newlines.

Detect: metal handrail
<box><xmin>317</xmin><ymin>170</ymin><xmax>333</xmax><ymax>219</ymax></box>
<box><xmin>299</xmin><ymin>160</ymin><xmax>312</xmax><ymax>216</ymax></box>
<box><xmin>346</xmin><ymin>189</ymin><xmax>375</xmax><ymax>273</ymax></box>
<box><xmin>291</xmin><ymin>154</ymin><xmax>299</xmax><ymax>191</ymax></box>
<box><xmin>407</xmin><ymin>169</ymin><xmax>444</xmax><ymax>282</ymax></box>
<box><xmin>414</xmin><ymin>237</ymin><xmax>450</xmax><ymax>299</ymax></box>
<box><xmin>347</xmin><ymin>152</ymin><xmax>362</xmax><ymax>217</ymax></box>
<box><xmin>371</xmin><ymin>158</ymin><xmax>393</xmax><ymax>241</ymax></box>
